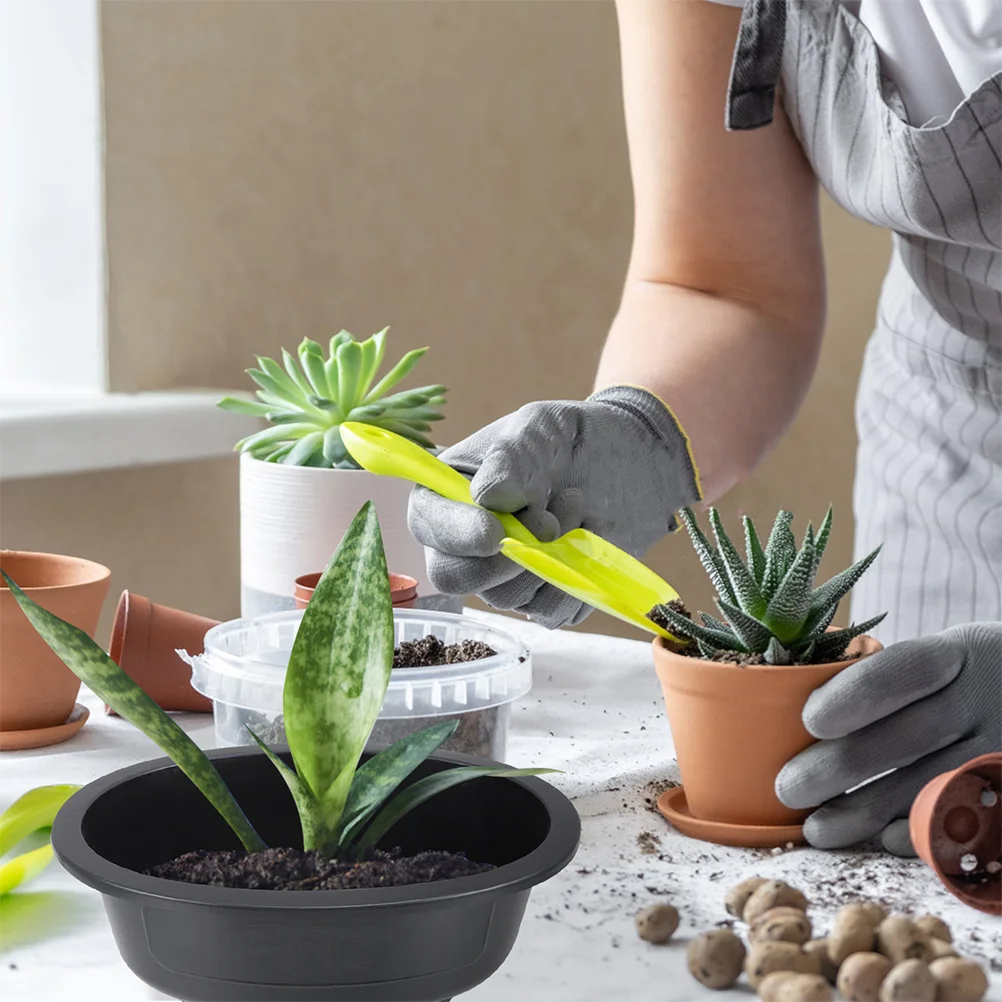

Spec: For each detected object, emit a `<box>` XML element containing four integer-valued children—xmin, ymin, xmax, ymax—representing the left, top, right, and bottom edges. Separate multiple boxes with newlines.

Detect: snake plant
<box><xmin>650</xmin><ymin>506</ymin><xmax>886</xmax><ymax>666</ymax></box>
<box><xmin>218</xmin><ymin>327</ymin><xmax>447</xmax><ymax>469</ymax></box>
<box><xmin>4</xmin><ymin>504</ymin><xmax>551</xmax><ymax>858</ymax></box>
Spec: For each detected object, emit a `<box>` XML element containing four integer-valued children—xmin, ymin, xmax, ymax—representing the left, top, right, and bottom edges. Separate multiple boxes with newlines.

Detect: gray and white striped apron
<box><xmin>727</xmin><ymin>0</ymin><xmax>1002</xmax><ymax>645</ymax></box>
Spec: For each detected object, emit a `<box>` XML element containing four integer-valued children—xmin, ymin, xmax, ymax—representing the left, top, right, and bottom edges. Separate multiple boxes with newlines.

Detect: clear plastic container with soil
<box><xmin>187</xmin><ymin>608</ymin><xmax>532</xmax><ymax>761</ymax></box>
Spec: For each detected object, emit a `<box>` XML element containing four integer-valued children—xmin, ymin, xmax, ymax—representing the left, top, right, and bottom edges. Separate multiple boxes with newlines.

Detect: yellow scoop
<box><xmin>339</xmin><ymin>422</ymin><xmax>679</xmax><ymax>638</ymax></box>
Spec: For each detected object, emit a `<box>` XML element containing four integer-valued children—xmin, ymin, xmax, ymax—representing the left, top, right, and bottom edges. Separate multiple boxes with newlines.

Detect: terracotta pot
<box><xmin>909</xmin><ymin>752</ymin><xmax>1001</xmax><ymax>916</ymax></box>
<box><xmin>107</xmin><ymin>591</ymin><xmax>217</xmax><ymax>714</ymax></box>
<box><xmin>0</xmin><ymin>550</ymin><xmax>111</xmax><ymax>737</ymax></box>
<box><xmin>653</xmin><ymin>633</ymin><xmax>882</xmax><ymax>828</ymax></box>
<box><xmin>294</xmin><ymin>571</ymin><xmax>418</xmax><ymax>610</ymax></box>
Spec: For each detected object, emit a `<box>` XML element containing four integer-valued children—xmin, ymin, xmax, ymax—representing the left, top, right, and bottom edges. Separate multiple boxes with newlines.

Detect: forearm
<box><xmin>595</xmin><ymin>278</ymin><xmax>823</xmax><ymax>501</ymax></box>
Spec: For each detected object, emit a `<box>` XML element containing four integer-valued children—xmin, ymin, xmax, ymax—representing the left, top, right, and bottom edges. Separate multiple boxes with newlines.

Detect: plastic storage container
<box><xmin>186</xmin><ymin>608</ymin><xmax>531</xmax><ymax>760</ymax></box>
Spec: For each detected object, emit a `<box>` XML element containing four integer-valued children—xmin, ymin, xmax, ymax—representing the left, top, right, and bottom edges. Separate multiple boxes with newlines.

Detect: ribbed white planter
<box><xmin>239</xmin><ymin>453</ymin><xmax>429</xmax><ymax>617</ymax></box>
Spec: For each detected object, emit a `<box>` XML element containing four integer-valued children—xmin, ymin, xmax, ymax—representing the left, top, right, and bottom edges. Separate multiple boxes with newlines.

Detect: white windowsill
<box><xmin>0</xmin><ymin>389</ymin><xmax>262</xmax><ymax>480</ymax></box>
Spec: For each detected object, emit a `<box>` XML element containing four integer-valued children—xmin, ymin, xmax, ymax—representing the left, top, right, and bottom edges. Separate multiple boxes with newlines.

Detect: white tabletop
<box><xmin>1</xmin><ymin>610</ymin><xmax>999</xmax><ymax>1002</ymax></box>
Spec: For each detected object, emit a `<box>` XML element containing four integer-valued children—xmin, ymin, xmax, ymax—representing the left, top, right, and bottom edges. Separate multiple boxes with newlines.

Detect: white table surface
<box><xmin>1</xmin><ymin>610</ymin><xmax>999</xmax><ymax>1002</ymax></box>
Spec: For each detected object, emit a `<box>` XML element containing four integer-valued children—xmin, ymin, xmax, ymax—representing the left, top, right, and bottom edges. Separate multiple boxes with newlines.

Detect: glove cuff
<box><xmin>588</xmin><ymin>384</ymin><xmax>704</xmax><ymax>523</ymax></box>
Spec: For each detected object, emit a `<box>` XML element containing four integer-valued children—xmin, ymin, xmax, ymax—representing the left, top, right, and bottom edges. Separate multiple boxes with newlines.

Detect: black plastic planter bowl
<box><xmin>51</xmin><ymin>746</ymin><xmax>580</xmax><ymax>1002</ymax></box>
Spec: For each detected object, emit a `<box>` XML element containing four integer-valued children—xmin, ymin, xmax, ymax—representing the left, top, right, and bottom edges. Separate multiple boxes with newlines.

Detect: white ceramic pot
<box><xmin>239</xmin><ymin>453</ymin><xmax>429</xmax><ymax>616</ymax></box>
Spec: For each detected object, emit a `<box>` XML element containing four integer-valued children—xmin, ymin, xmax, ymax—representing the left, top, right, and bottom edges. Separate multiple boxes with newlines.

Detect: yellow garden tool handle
<box><xmin>340</xmin><ymin>423</ymin><xmax>537</xmax><ymax>544</ymax></box>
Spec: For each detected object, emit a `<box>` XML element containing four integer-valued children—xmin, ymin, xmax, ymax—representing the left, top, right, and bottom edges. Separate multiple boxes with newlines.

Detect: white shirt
<box><xmin>708</xmin><ymin>0</ymin><xmax>1002</xmax><ymax>127</ymax></box>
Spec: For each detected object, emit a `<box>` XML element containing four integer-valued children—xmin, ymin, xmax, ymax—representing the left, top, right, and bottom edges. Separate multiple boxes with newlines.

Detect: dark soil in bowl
<box><xmin>393</xmin><ymin>636</ymin><xmax>497</xmax><ymax>668</ymax></box>
<box><xmin>146</xmin><ymin>846</ymin><xmax>494</xmax><ymax>891</ymax></box>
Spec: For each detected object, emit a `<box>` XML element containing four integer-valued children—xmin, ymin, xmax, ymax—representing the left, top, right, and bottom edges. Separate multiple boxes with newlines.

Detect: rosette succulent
<box><xmin>650</xmin><ymin>506</ymin><xmax>886</xmax><ymax>665</ymax></box>
<box><xmin>218</xmin><ymin>327</ymin><xmax>447</xmax><ymax>469</ymax></box>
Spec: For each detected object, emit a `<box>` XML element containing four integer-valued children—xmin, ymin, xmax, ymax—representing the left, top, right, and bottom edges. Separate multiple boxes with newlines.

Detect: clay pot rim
<box><xmin>109</xmin><ymin>590</ymin><xmax>151</xmax><ymax>668</ymax></box>
<box><xmin>0</xmin><ymin>549</ymin><xmax>111</xmax><ymax>592</ymax></box>
<box><xmin>652</xmin><ymin>632</ymin><xmax>880</xmax><ymax>674</ymax></box>
<box><xmin>294</xmin><ymin>571</ymin><xmax>419</xmax><ymax>594</ymax></box>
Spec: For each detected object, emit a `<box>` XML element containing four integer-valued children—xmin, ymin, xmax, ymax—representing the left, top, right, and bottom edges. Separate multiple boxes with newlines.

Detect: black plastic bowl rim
<box><xmin>52</xmin><ymin>745</ymin><xmax>581</xmax><ymax>910</ymax></box>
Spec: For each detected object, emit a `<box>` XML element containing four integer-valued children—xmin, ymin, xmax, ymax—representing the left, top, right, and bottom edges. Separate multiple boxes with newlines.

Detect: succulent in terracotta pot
<box><xmin>648</xmin><ymin>506</ymin><xmax>886</xmax><ymax>846</ymax></box>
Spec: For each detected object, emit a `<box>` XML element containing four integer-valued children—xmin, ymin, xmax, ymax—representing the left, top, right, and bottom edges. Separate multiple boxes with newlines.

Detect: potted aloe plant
<box><xmin>218</xmin><ymin>327</ymin><xmax>447</xmax><ymax>616</ymax></box>
<box><xmin>647</xmin><ymin>506</ymin><xmax>885</xmax><ymax>846</ymax></box>
<box><xmin>4</xmin><ymin>504</ymin><xmax>579</xmax><ymax>1002</ymax></box>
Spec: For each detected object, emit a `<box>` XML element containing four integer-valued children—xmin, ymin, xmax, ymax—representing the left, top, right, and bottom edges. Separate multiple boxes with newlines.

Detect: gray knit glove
<box><xmin>776</xmin><ymin>622</ymin><xmax>1002</xmax><ymax>855</ymax></box>
<box><xmin>406</xmin><ymin>386</ymin><xmax>701</xmax><ymax>628</ymax></box>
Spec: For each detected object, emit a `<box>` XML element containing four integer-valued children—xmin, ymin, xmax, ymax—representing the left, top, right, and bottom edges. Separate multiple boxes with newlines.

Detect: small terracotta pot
<box><xmin>293</xmin><ymin>572</ymin><xmax>418</xmax><ymax>610</ymax></box>
<box><xmin>107</xmin><ymin>591</ymin><xmax>217</xmax><ymax>714</ymax></box>
<box><xmin>0</xmin><ymin>550</ymin><xmax>111</xmax><ymax>737</ymax></box>
<box><xmin>909</xmin><ymin>752</ymin><xmax>1001</xmax><ymax>916</ymax></box>
<box><xmin>653</xmin><ymin>633</ymin><xmax>882</xmax><ymax>829</ymax></box>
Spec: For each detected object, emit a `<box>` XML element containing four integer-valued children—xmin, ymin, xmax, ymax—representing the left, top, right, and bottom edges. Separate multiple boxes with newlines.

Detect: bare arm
<box><xmin>598</xmin><ymin>0</ymin><xmax>825</xmax><ymax>501</ymax></box>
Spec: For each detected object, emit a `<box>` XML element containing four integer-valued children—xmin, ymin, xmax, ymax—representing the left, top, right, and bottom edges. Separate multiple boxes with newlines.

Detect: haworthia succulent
<box><xmin>763</xmin><ymin>537</ymin><xmax>816</xmax><ymax>642</ymax></box>
<box><xmin>810</xmin><ymin>614</ymin><xmax>887</xmax><ymax>663</ymax></box>
<box><xmin>762</xmin><ymin>510</ymin><xmax>795</xmax><ymax>597</ymax></box>
<box><xmin>743</xmin><ymin>515</ymin><xmax>767</xmax><ymax>586</ymax></box>
<box><xmin>814</xmin><ymin>505</ymin><xmax>834</xmax><ymax>564</ymax></box>
<box><xmin>716</xmin><ymin>599</ymin><xmax>774</xmax><ymax>654</ymax></box>
<box><xmin>653</xmin><ymin>603</ymin><xmax>748</xmax><ymax>652</ymax></box>
<box><xmin>678</xmin><ymin>508</ymin><xmax>737</xmax><ymax>606</ymax></box>
<box><xmin>2</xmin><ymin>575</ymin><xmax>266</xmax><ymax>854</ymax></box>
<box><xmin>764</xmin><ymin>637</ymin><xmax>792</xmax><ymax>666</ymax></box>
<box><xmin>810</xmin><ymin>546</ymin><xmax>883</xmax><ymax>617</ymax></box>
<box><xmin>710</xmin><ymin>509</ymin><xmax>765</xmax><ymax>617</ymax></box>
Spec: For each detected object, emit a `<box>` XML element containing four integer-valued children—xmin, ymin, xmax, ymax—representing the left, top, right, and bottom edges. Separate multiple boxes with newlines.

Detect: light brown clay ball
<box><xmin>915</xmin><ymin>915</ymin><xmax>953</xmax><ymax>944</ymax></box>
<box><xmin>759</xmin><ymin>972</ymin><xmax>800</xmax><ymax>1002</ymax></box>
<box><xmin>929</xmin><ymin>957</ymin><xmax>989</xmax><ymax>1002</ymax></box>
<box><xmin>726</xmin><ymin>876</ymin><xmax>769</xmax><ymax>918</ymax></box>
<box><xmin>879</xmin><ymin>959</ymin><xmax>937</xmax><ymax>1002</ymax></box>
<box><xmin>743</xmin><ymin>881</ymin><xmax>810</xmax><ymax>923</ymax></box>
<box><xmin>877</xmin><ymin>915</ymin><xmax>934</xmax><ymax>965</ymax></box>
<box><xmin>837</xmin><ymin>952</ymin><xmax>893</xmax><ymax>1002</ymax></box>
<box><xmin>634</xmin><ymin>902</ymin><xmax>679</xmax><ymax>944</ymax></box>
<box><xmin>856</xmin><ymin>903</ymin><xmax>888</xmax><ymax>927</ymax></box>
<box><xmin>745</xmin><ymin>941</ymin><xmax>816</xmax><ymax>991</ymax></box>
<box><xmin>828</xmin><ymin>905</ymin><xmax>879</xmax><ymax>965</ymax></box>
<box><xmin>765</xmin><ymin>973</ymin><xmax>835</xmax><ymax>1002</ymax></box>
<box><xmin>750</xmin><ymin>906</ymin><xmax>813</xmax><ymax>946</ymax></box>
<box><xmin>928</xmin><ymin>938</ymin><xmax>960</xmax><ymax>961</ymax></box>
<box><xmin>804</xmin><ymin>939</ymin><xmax>839</xmax><ymax>985</ymax></box>
<box><xmin>688</xmin><ymin>929</ymin><xmax>747</xmax><ymax>990</ymax></box>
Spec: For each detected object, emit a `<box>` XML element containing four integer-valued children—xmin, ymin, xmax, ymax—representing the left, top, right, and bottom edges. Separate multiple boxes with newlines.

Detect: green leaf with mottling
<box><xmin>355</xmin><ymin>766</ymin><xmax>559</xmax><ymax>852</ymax></box>
<box><xmin>764</xmin><ymin>637</ymin><xmax>792</xmax><ymax>666</ymax></box>
<box><xmin>710</xmin><ymin>509</ymin><xmax>764</xmax><ymax>616</ymax></box>
<box><xmin>677</xmin><ymin>508</ymin><xmax>736</xmax><ymax>606</ymax></box>
<box><xmin>652</xmin><ymin>603</ymin><xmax>745</xmax><ymax>652</ymax></box>
<box><xmin>336</xmin><ymin>720</ymin><xmax>458</xmax><ymax>849</ymax></box>
<box><xmin>762</xmin><ymin>510</ymin><xmax>795</xmax><ymax>598</ymax></box>
<box><xmin>814</xmin><ymin>505</ymin><xmax>834</xmax><ymax>564</ymax></box>
<box><xmin>810</xmin><ymin>546</ymin><xmax>882</xmax><ymax>619</ymax></box>
<box><xmin>2</xmin><ymin>574</ymin><xmax>266</xmax><ymax>853</ymax></box>
<box><xmin>810</xmin><ymin>614</ymin><xmax>887</xmax><ymax>663</ymax></box>
<box><xmin>282</xmin><ymin>502</ymin><xmax>394</xmax><ymax>850</ymax></box>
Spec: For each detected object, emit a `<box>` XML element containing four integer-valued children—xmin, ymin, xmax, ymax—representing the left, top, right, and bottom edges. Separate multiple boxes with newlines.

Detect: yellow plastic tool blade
<box><xmin>340</xmin><ymin>423</ymin><xmax>535</xmax><ymax>544</ymax></box>
<box><xmin>0</xmin><ymin>844</ymin><xmax>53</xmax><ymax>896</ymax></box>
<box><xmin>500</xmin><ymin>538</ymin><xmax>673</xmax><ymax>639</ymax></box>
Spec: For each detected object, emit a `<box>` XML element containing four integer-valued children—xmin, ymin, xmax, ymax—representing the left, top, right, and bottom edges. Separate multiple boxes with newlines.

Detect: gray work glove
<box><xmin>776</xmin><ymin>622</ymin><xmax>1002</xmax><ymax>855</ymax></box>
<box><xmin>407</xmin><ymin>386</ymin><xmax>702</xmax><ymax>628</ymax></box>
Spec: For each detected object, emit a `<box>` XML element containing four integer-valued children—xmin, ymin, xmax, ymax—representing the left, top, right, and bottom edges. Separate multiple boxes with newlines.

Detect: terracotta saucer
<box><xmin>657</xmin><ymin>785</ymin><xmax>806</xmax><ymax>849</ymax></box>
<box><xmin>0</xmin><ymin>703</ymin><xmax>90</xmax><ymax>751</ymax></box>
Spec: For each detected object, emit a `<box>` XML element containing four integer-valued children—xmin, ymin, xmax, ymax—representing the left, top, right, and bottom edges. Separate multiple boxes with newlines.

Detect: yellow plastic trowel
<box><xmin>339</xmin><ymin>422</ymin><xmax>680</xmax><ymax>638</ymax></box>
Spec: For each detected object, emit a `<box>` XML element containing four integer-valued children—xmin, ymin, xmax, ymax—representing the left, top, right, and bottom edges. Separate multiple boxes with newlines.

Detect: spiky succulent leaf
<box><xmin>220</xmin><ymin>328</ymin><xmax>446</xmax><ymax>468</ymax></box>
<box><xmin>744</xmin><ymin>515</ymin><xmax>767</xmax><ymax>585</ymax></box>
<box><xmin>2</xmin><ymin>574</ymin><xmax>266</xmax><ymax>853</ymax></box>
<box><xmin>678</xmin><ymin>508</ymin><xmax>737</xmax><ymax>606</ymax></box>
<box><xmin>764</xmin><ymin>537</ymin><xmax>816</xmax><ymax>643</ymax></box>
<box><xmin>810</xmin><ymin>614</ymin><xmax>887</xmax><ymax>663</ymax></box>
<box><xmin>653</xmin><ymin>603</ymin><xmax>747</xmax><ymax>652</ymax></box>
<box><xmin>282</xmin><ymin>502</ymin><xmax>394</xmax><ymax>852</ymax></box>
<box><xmin>716</xmin><ymin>599</ymin><xmax>774</xmax><ymax>653</ymax></box>
<box><xmin>796</xmin><ymin>597</ymin><xmax>841</xmax><ymax>643</ymax></box>
<box><xmin>697</xmin><ymin>639</ymin><xmax>720</xmax><ymax>658</ymax></box>
<box><xmin>699</xmin><ymin>611</ymin><xmax>730</xmax><ymax>633</ymax></box>
<box><xmin>764</xmin><ymin>637</ymin><xmax>793</xmax><ymax>665</ymax></box>
<box><xmin>762</xmin><ymin>510</ymin><xmax>795</xmax><ymax>598</ymax></box>
<box><xmin>814</xmin><ymin>505</ymin><xmax>834</xmax><ymax>564</ymax></box>
<box><xmin>710</xmin><ymin>509</ymin><xmax>764</xmax><ymax>616</ymax></box>
<box><xmin>810</xmin><ymin>546</ymin><xmax>882</xmax><ymax>618</ymax></box>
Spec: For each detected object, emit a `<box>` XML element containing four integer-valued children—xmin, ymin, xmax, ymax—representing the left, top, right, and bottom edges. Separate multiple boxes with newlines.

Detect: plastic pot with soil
<box><xmin>647</xmin><ymin>507</ymin><xmax>886</xmax><ymax>848</ymax></box>
<box><xmin>7</xmin><ymin>504</ymin><xmax>576</xmax><ymax>1001</ymax></box>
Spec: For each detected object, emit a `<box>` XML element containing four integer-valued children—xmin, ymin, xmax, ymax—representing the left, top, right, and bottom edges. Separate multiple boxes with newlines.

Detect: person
<box><xmin>408</xmin><ymin>0</ymin><xmax>1001</xmax><ymax>855</ymax></box>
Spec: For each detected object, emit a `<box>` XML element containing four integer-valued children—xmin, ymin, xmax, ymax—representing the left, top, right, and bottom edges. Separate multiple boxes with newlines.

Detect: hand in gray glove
<box><xmin>776</xmin><ymin>622</ymin><xmax>1002</xmax><ymax>855</ymax></box>
<box><xmin>407</xmin><ymin>386</ymin><xmax>702</xmax><ymax>628</ymax></box>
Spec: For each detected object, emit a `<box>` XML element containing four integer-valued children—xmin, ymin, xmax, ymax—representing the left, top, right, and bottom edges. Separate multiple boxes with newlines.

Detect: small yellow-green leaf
<box><xmin>0</xmin><ymin>845</ymin><xmax>53</xmax><ymax>896</ymax></box>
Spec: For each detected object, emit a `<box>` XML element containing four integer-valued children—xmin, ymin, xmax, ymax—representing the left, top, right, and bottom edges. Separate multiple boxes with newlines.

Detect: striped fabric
<box><xmin>728</xmin><ymin>1</ymin><xmax>1001</xmax><ymax>643</ymax></box>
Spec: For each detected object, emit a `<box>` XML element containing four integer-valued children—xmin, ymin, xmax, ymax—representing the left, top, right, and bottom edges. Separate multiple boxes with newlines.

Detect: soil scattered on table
<box><xmin>147</xmin><ymin>846</ymin><xmax>493</xmax><ymax>891</ymax></box>
<box><xmin>637</xmin><ymin>831</ymin><xmax>662</xmax><ymax>855</ymax></box>
<box><xmin>642</xmin><ymin>777</ymin><xmax>680</xmax><ymax>813</ymax></box>
<box><xmin>393</xmin><ymin>636</ymin><xmax>497</xmax><ymax>669</ymax></box>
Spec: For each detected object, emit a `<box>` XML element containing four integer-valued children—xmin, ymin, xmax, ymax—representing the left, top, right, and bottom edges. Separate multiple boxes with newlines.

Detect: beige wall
<box><xmin>0</xmin><ymin>1</ymin><xmax>891</xmax><ymax>643</ymax></box>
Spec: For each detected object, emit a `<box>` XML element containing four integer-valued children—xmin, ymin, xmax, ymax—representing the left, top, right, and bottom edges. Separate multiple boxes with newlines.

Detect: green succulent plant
<box><xmin>4</xmin><ymin>504</ymin><xmax>551</xmax><ymax>859</ymax></box>
<box><xmin>651</xmin><ymin>506</ymin><xmax>886</xmax><ymax>666</ymax></box>
<box><xmin>218</xmin><ymin>327</ymin><xmax>447</xmax><ymax>470</ymax></box>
